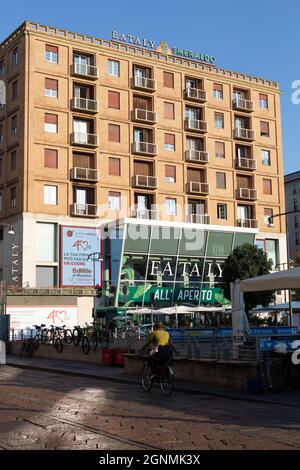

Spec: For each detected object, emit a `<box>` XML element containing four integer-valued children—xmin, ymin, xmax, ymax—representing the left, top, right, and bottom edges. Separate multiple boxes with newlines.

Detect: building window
<box><xmin>295</xmin><ymin>215</ymin><xmax>299</xmax><ymax>229</ymax></box>
<box><xmin>10</xmin><ymin>186</ymin><xmax>16</xmax><ymax>207</ymax></box>
<box><xmin>108</xmin><ymin>90</ymin><xmax>120</xmax><ymax>109</ymax></box>
<box><xmin>217</xmin><ymin>203</ymin><xmax>227</xmax><ymax>220</ymax></box>
<box><xmin>216</xmin><ymin>172</ymin><xmax>226</xmax><ymax>189</ymax></box>
<box><xmin>44</xmin><ymin>113</ymin><xmax>58</xmax><ymax>133</ymax></box>
<box><xmin>263</xmin><ymin>178</ymin><xmax>272</xmax><ymax>195</ymax></box>
<box><xmin>109</xmin><ymin>157</ymin><xmax>121</xmax><ymax>176</ymax></box>
<box><xmin>256</xmin><ymin>239</ymin><xmax>279</xmax><ymax>268</ymax></box>
<box><xmin>45</xmin><ymin>45</ymin><xmax>58</xmax><ymax>64</ymax></box>
<box><xmin>215</xmin><ymin>141</ymin><xmax>225</xmax><ymax>158</ymax></box>
<box><xmin>108</xmin><ymin>124</ymin><xmax>120</xmax><ymax>142</ymax></box>
<box><xmin>213</xmin><ymin>83</ymin><xmax>223</xmax><ymax>99</ymax></box>
<box><xmin>260</xmin><ymin>121</ymin><xmax>269</xmax><ymax>137</ymax></box>
<box><xmin>12</xmin><ymin>80</ymin><xmax>18</xmax><ymax>100</ymax></box>
<box><xmin>12</xmin><ymin>48</ymin><xmax>18</xmax><ymax>66</ymax></box>
<box><xmin>0</xmin><ymin>124</ymin><xmax>3</xmax><ymax>143</ymax></box>
<box><xmin>0</xmin><ymin>192</ymin><xmax>2</xmax><ymax>212</ymax></box>
<box><xmin>44</xmin><ymin>149</ymin><xmax>58</xmax><ymax>168</ymax></box>
<box><xmin>164</xmin><ymin>133</ymin><xmax>175</xmax><ymax>151</ymax></box>
<box><xmin>109</xmin><ymin>191</ymin><xmax>121</xmax><ymax>210</ymax></box>
<box><xmin>259</xmin><ymin>93</ymin><xmax>268</xmax><ymax>109</ymax></box>
<box><xmin>296</xmin><ymin>232</ymin><xmax>299</xmax><ymax>246</ymax></box>
<box><xmin>163</xmin><ymin>71</ymin><xmax>174</xmax><ymax>88</ymax></box>
<box><xmin>0</xmin><ymin>60</ymin><xmax>4</xmax><ymax>76</ymax></box>
<box><xmin>36</xmin><ymin>266</ymin><xmax>57</xmax><ymax>288</ymax></box>
<box><xmin>11</xmin><ymin>115</ymin><xmax>17</xmax><ymax>135</ymax></box>
<box><xmin>44</xmin><ymin>185</ymin><xmax>57</xmax><ymax>205</ymax></box>
<box><xmin>165</xmin><ymin>165</ymin><xmax>176</xmax><ymax>183</ymax></box>
<box><xmin>11</xmin><ymin>150</ymin><xmax>16</xmax><ymax>171</ymax></box>
<box><xmin>261</xmin><ymin>149</ymin><xmax>271</xmax><ymax>166</ymax></box>
<box><xmin>0</xmin><ymin>158</ymin><xmax>2</xmax><ymax>177</ymax></box>
<box><xmin>108</xmin><ymin>59</ymin><xmax>120</xmax><ymax>77</ymax></box>
<box><xmin>45</xmin><ymin>78</ymin><xmax>58</xmax><ymax>98</ymax></box>
<box><xmin>264</xmin><ymin>208</ymin><xmax>273</xmax><ymax>225</ymax></box>
<box><xmin>165</xmin><ymin>198</ymin><xmax>177</xmax><ymax>216</ymax></box>
<box><xmin>294</xmin><ymin>198</ymin><xmax>298</xmax><ymax>211</ymax></box>
<box><xmin>214</xmin><ymin>112</ymin><xmax>224</xmax><ymax>129</ymax></box>
<box><xmin>164</xmin><ymin>102</ymin><xmax>175</xmax><ymax>119</ymax></box>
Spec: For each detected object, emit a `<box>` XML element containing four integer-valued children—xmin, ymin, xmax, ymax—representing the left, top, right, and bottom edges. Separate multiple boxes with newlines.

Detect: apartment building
<box><xmin>0</xmin><ymin>21</ymin><xmax>286</xmax><ymax>303</ymax></box>
<box><xmin>285</xmin><ymin>171</ymin><xmax>300</xmax><ymax>262</ymax></box>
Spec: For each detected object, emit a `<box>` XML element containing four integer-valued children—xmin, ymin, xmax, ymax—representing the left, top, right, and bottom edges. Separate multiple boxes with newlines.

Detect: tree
<box><xmin>222</xmin><ymin>243</ymin><xmax>275</xmax><ymax>312</ymax></box>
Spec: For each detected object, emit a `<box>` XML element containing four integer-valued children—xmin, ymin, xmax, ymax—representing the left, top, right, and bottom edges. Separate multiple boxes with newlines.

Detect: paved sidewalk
<box><xmin>5</xmin><ymin>354</ymin><xmax>300</xmax><ymax>408</ymax></box>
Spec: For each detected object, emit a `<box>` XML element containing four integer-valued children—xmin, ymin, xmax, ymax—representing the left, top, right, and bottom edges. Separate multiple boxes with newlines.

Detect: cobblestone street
<box><xmin>0</xmin><ymin>365</ymin><xmax>300</xmax><ymax>450</ymax></box>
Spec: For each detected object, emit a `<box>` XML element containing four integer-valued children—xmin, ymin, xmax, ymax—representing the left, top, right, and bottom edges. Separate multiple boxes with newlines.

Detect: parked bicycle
<box><xmin>20</xmin><ymin>324</ymin><xmax>46</xmax><ymax>357</ymax></box>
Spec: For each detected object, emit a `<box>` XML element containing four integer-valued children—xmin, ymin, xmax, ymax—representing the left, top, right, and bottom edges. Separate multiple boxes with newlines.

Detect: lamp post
<box><xmin>268</xmin><ymin>210</ymin><xmax>300</xmax><ymax>326</ymax></box>
<box><xmin>87</xmin><ymin>252</ymin><xmax>102</xmax><ymax>288</ymax></box>
<box><xmin>0</xmin><ymin>224</ymin><xmax>14</xmax><ymax>235</ymax></box>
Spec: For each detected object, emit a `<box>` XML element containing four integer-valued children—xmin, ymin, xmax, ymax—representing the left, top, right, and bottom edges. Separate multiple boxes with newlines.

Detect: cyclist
<box><xmin>140</xmin><ymin>320</ymin><xmax>177</xmax><ymax>376</ymax></box>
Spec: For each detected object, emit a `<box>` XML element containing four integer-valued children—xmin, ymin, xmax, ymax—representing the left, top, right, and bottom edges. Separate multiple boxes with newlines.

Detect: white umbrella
<box><xmin>230</xmin><ymin>280</ymin><xmax>250</xmax><ymax>338</ymax></box>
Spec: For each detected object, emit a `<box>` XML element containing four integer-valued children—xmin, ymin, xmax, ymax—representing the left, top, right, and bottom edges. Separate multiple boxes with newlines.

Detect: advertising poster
<box><xmin>60</xmin><ymin>226</ymin><xmax>102</xmax><ymax>287</ymax></box>
<box><xmin>7</xmin><ymin>305</ymin><xmax>78</xmax><ymax>331</ymax></box>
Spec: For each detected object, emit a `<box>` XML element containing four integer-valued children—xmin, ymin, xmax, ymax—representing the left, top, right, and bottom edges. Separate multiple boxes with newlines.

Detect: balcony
<box><xmin>70</xmin><ymin>203</ymin><xmax>98</xmax><ymax>217</ymax></box>
<box><xmin>233</xmin><ymin>98</ymin><xmax>254</xmax><ymax>112</ymax></box>
<box><xmin>131</xmin><ymin>76</ymin><xmax>156</xmax><ymax>92</ymax></box>
<box><xmin>132</xmin><ymin>175</ymin><xmax>158</xmax><ymax>189</ymax></box>
<box><xmin>70</xmin><ymin>167</ymin><xmax>99</xmax><ymax>182</ymax></box>
<box><xmin>71</xmin><ymin>63</ymin><xmax>99</xmax><ymax>79</ymax></box>
<box><xmin>237</xmin><ymin>218</ymin><xmax>258</xmax><ymax>229</ymax></box>
<box><xmin>236</xmin><ymin>156</ymin><xmax>257</xmax><ymax>170</ymax></box>
<box><xmin>186</xmin><ymin>213</ymin><xmax>210</xmax><ymax>224</ymax></box>
<box><xmin>130</xmin><ymin>207</ymin><xmax>159</xmax><ymax>220</ymax></box>
<box><xmin>233</xmin><ymin>128</ymin><xmax>255</xmax><ymax>141</ymax></box>
<box><xmin>71</xmin><ymin>97</ymin><xmax>98</xmax><ymax>113</ymax></box>
<box><xmin>71</xmin><ymin>133</ymin><xmax>98</xmax><ymax>147</ymax></box>
<box><xmin>187</xmin><ymin>182</ymin><xmax>210</xmax><ymax>195</ymax></box>
<box><xmin>236</xmin><ymin>188</ymin><xmax>257</xmax><ymax>200</ymax></box>
<box><xmin>132</xmin><ymin>141</ymin><xmax>157</xmax><ymax>156</ymax></box>
<box><xmin>0</xmin><ymin>104</ymin><xmax>6</xmax><ymax>115</ymax></box>
<box><xmin>184</xmin><ymin>87</ymin><xmax>207</xmax><ymax>102</ymax></box>
<box><xmin>185</xmin><ymin>149</ymin><xmax>209</xmax><ymax>164</ymax></box>
<box><xmin>185</xmin><ymin>118</ymin><xmax>207</xmax><ymax>133</ymax></box>
<box><xmin>131</xmin><ymin>108</ymin><xmax>156</xmax><ymax>124</ymax></box>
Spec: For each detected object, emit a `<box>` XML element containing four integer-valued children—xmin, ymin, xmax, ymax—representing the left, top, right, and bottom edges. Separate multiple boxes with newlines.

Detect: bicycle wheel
<box><xmin>64</xmin><ymin>329</ymin><xmax>73</xmax><ymax>344</ymax></box>
<box><xmin>54</xmin><ymin>337</ymin><xmax>64</xmax><ymax>354</ymax></box>
<box><xmin>141</xmin><ymin>362</ymin><xmax>153</xmax><ymax>392</ymax></box>
<box><xmin>33</xmin><ymin>337</ymin><xmax>40</xmax><ymax>351</ymax></box>
<box><xmin>72</xmin><ymin>328</ymin><xmax>80</xmax><ymax>346</ymax></box>
<box><xmin>89</xmin><ymin>331</ymin><xmax>98</xmax><ymax>351</ymax></box>
<box><xmin>41</xmin><ymin>329</ymin><xmax>48</xmax><ymax>344</ymax></box>
<box><xmin>20</xmin><ymin>340</ymin><xmax>27</xmax><ymax>356</ymax></box>
<box><xmin>82</xmin><ymin>336</ymin><xmax>90</xmax><ymax>355</ymax></box>
<box><xmin>160</xmin><ymin>366</ymin><xmax>174</xmax><ymax>396</ymax></box>
<box><xmin>27</xmin><ymin>339</ymin><xmax>36</xmax><ymax>357</ymax></box>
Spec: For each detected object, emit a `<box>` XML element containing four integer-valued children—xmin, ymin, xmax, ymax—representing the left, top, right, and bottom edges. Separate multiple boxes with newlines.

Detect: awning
<box><xmin>240</xmin><ymin>267</ymin><xmax>300</xmax><ymax>292</ymax></box>
<box><xmin>250</xmin><ymin>301</ymin><xmax>300</xmax><ymax>313</ymax></box>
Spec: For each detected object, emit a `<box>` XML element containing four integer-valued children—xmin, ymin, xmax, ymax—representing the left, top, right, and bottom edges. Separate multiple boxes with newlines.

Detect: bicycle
<box><xmin>20</xmin><ymin>324</ymin><xmax>46</xmax><ymax>357</ymax></box>
<box><xmin>141</xmin><ymin>355</ymin><xmax>175</xmax><ymax>396</ymax></box>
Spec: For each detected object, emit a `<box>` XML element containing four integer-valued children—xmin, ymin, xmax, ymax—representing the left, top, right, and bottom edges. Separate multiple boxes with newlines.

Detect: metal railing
<box><xmin>130</xmin><ymin>207</ymin><xmax>159</xmax><ymax>220</ymax></box>
<box><xmin>184</xmin><ymin>87</ymin><xmax>207</xmax><ymax>101</ymax></box>
<box><xmin>132</xmin><ymin>174</ymin><xmax>158</xmax><ymax>189</ymax></box>
<box><xmin>233</xmin><ymin>128</ymin><xmax>255</xmax><ymax>140</ymax></box>
<box><xmin>72</xmin><ymin>97</ymin><xmax>98</xmax><ymax>113</ymax></box>
<box><xmin>187</xmin><ymin>181</ymin><xmax>210</xmax><ymax>194</ymax></box>
<box><xmin>185</xmin><ymin>118</ymin><xmax>208</xmax><ymax>132</ymax></box>
<box><xmin>233</xmin><ymin>98</ymin><xmax>254</xmax><ymax>112</ymax></box>
<box><xmin>236</xmin><ymin>187</ymin><xmax>257</xmax><ymax>200</ymax></box>
<box><xmin>186</xmin><ymin>213</ymin><xmax>210</xmax><ymax>224</ymax></box>
<box><xmin>71</xmin><ymin>62</ymin><xmax>99</xmax><ymax>79</ymax></box>
<box><xmin>236</xmin><ymin>156</ymin><xmax>257</xmax><ymax>170</ymax></box>
<box><xmin>185</xmin><ymin>149</ymin><xmax>209</xmax><ymax>163</ymax></box>
<box><xmin>132</xmin><ymin>75</ymin><xmax>156</xmax><ymax>91</ymax></box>
<box><xmin>132</xmin><ymin>141</ymin><xmax>157</xmax><ymax>155</ymax></box>
<box><xmin>237</xmin><ymin>218</ymin><xmax>258</xmax><ymax>229</ymax></box>
<box><xmin>131</xmin><ymin>108</ymin><xmax>156</xmax><ymax>123</ymax></box>
<box><xmin>71</xmin><ymin>132</ymin><xmax>98</xmax><ymax>146</ymax></box>
<box><xmin>70</xmin><ymin>203</ymin><xmax>98</xmax><ymax>217</ymax></box>
<box><xmin>70</xmin><ymin>167</ymin><xmax>99</xmax><ymax>181</ymax></box>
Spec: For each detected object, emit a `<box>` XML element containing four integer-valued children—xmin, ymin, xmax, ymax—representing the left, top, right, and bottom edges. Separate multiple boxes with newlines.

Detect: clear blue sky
<box><xmin>1</xmin><ymin>0</ymin><xmax>299</xmax><ymax>175</ymax></box>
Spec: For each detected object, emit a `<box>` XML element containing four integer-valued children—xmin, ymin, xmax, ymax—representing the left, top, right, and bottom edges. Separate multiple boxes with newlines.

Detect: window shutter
<box><xmin>237</xmin><ymin>175</ymin><xmax>250</xmax><ymax>188</ymax></box>
<box><xmin>215</xmin><ymin>141</ymin><xmax>225</xmax><ymax>155</ymax></box>
<box><xmin>109</xmin><ymin>157</ymin><xmax>121</xmax><ymax>176</ymax></box>
<box><xmin>164</xmin><ymin>102</ymin><xmax>175</xmax><ymax>119</ymax></box>
<box><xmin>163</xmin><ymin>71</ymin><xmax>174</xmax><ymax>88</ymax></box>
<box><xmin>108</xmin><ymin>124</ymin><xmax>120</xmax><ymax>142</ymax></box>
<box><xmin>46</xmin><ymin>45</ymin><xmax>58</xmax><ymax>53</ymax></box>
<box><xmin>45</xmin><ymin>78</ymin><xmax>58</xmax><ymax>90</ymax></box>
<box><xmin>108</xmin><ymin>91</ymin><xmax>120</xmax><ymax>109</ymax></box>
<box><xmin>260</xmin><ymin>121</ymin><xmax>269</xmax><ymax>133</ymax></box>
<box><xmin>259</xmin><ymin>93</ymin><xmax>267</xmax><ymax>101</ymax></box>
<box><xmin>213</xmin><ymin>83</ymin><xmax>223</xmax><ymax>91</ymax></box>
<box><xmin>165</xmin><ymin>165</ymin><xmax>176</xmax><ymax>178</ymax></box>
<box><xmin>187</xmin><ymin>168</ymin><xmax>202</xmax><ymax>183</ymax></box>
<box><xmin>263</xmin><ymin>179</ymin><xmax>272</xmax><ymax>194</ymax></box>
<box><xmin>44</xmin><ymin>149</ymin><xmax>58</xmax><ymax>168</ymax></box>
<box><xmin>264</xmin><ymin>208</ymin><xmax>273</xmax><ymax>217</ymax></box>
<box><xmin>133</xmin><ymin>96</ymin><xmax>150</xmax><ymax>110</ymax></box>
<box><xmin>45</xmin><ymin>113</ymin><xmax>57</xmax><ymax>125</ymax></box>
<box><xmin>134</xmin><ymin>161</ymin><xmax>152</xmax><ymax>176</ymax></box>
<box><xmin>165</xmin><ymin>133</ymin><xmax>175</xmax><ymax>146</ymax></box>
<box><xmin>216</xmin><ymin>172</ymin><xmax>226</xmax><ymax>189</ymax></box>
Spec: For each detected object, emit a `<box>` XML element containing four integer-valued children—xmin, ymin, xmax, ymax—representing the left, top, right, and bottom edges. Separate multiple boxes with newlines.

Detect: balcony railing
<box><xmin>185</xmin><ymin>149</ymin><xmax>209</xmax><ymax>163</ymax></box>
<box><xmin>132</xmin><ymin>141</ymin><xmax>157</xmax><ymax>156</ymax></box>
<box><xmin>71</xmin><ymin>132</ymin><xmax>98</xmax><ymax>147</ymax></box>
<box><xmin>237</xmin><ymin>218</ymin><xmax>258</xmax><ymax>229</ymax></box>
<box><xmin>184</xmin><ymin>87</ymin><xmax>207</xmax><ymax>102</ymax></box>
<box><xmin>130</xmin><ymin>207</ymin><xmax>159</xmax><ymax>220</ymax></box>
<box><xmin>71</xmin><ymin>97</ymin><xmax>98</xmax><ymax>113</ymax></box>
<box><xmin>233</xmin><ymin>98</ymin><xmax>254</xmax><ymax>112</ymax></box>
<box><xmin>70</xmin><ymin>203</ymin><xmax>98</xmax><ymax>217</ymax></box>
<box><xmin>70</xmin><ymin>167</ymin><xmax>99</xmax><ymax>182</ymax></box>
<box><xmin>131</xmin><ymin>108</ymin><xmax>157</xmax><ymax>124</ymax></box>
<box><xmin>233</xmin><ymin>128</ymin><xmax>255</xmax><ymax>141</ymax></box>
<box><xmin>0</xmin><ymin>104</ymin><xmax>6</xmax><ymax>114</ymax></box>
<box><xmin>187</xmin><ymin>181</ymin><xmax>210</xmax><ymax>194</ymax></box>
<box><xmin>131</xmin><ymin>76</ymin><xmax>156</xmax><ymax>91</ymax></box>
<box><xmin>186</xmin><ymin>213</ymin><xmax>210</xmax><ymax>224</ymax></box>
<box><xmin>132</xmin><ymin>175</ymin><xmax>158</xmax><ymax>189</ymax></box>
<box><xmin>236</xmin><ymin>188</ymin><xmax>257</xmax><ymax>200</ymax></box>
<box><xmin>236</xmin><ymin>156</ymin><xmax>257</xmax><ymax>170</ymax></box>
<box><xmin>71</xmin><ymin>63</ymin><xmax>99</xmax><ymax>79</ymax></box>
<box><xmin>185</xmin><ymin>118</ymin><xmax>207</xmax><ymax>133</ymax></box>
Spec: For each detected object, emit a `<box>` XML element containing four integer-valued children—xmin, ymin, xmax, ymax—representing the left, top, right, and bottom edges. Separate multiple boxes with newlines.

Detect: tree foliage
<box><xmin>222</xmin><ymin>243</ymin><xmax>275</xmax><ymax>312</ymax></box>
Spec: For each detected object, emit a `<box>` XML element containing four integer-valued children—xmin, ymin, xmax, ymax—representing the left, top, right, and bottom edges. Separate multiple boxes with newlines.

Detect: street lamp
<box><xmin>0</xmin><ymin>224</ymin><xmax>14</xmax><ymax>235</ymax></box>
<box><xmin>268</xmin><ymin>210</ymin><xmax>300</xmax><ymax>326</ymax></box>
<box><xmin>87</xmin><ymin>252</ymin><xmax>103</xmax><ymax>288</ymax></box>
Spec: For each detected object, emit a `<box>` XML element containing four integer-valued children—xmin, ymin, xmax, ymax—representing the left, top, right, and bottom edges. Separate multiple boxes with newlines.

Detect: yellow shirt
<box><xmin>144</xmin><ymin>329</ymin><xmax>170</xmax><ymax>348</ymax></box>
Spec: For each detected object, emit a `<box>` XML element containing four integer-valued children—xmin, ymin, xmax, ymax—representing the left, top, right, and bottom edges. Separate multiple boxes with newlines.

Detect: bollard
<box><xmin>0</xmin><ymin>340</ymin><xmax>6</xmax><ymax>365</ymax></box>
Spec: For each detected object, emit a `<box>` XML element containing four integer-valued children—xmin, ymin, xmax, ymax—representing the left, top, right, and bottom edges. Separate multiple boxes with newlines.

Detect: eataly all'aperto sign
<box><xmin>111</xmin><ymin>31</ymin><xmax>216</xmax><ymax>64</ymax></box>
